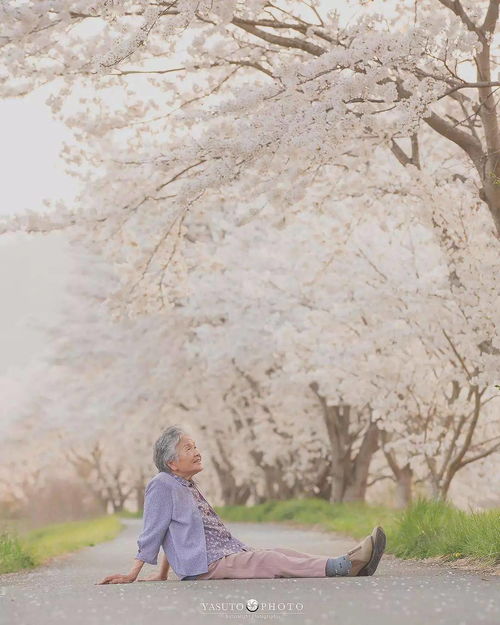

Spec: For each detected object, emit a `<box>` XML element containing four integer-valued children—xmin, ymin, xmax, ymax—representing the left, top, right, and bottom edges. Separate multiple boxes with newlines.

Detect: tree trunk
<box><xmin>381</xmin><ymin>433</ymin><xmax>414</xmax><ymax>508</ymax></box>
<box><xmin>329</xmin><ymin>445</ymin><xmax>348</xmax><ymax>503</ymax></box>
<box><xmin>314</xmin><ymin>457</ymin><xmax>333</xmax><ymax>500</ymax></box>
<box><xmin>342</xmin><ymin>422</ymin><xmax>380</xmax><ymax>502</ymax></box>
<box><xmin>310</xmin><ymin>382</ymin><xmax>379</xmax><ymax>503</ymax></box>
<box><xmin>212</xmin><ymin>436</ymin><xmax>251</xmax><ymax>505</ymax></box>
<box><xmin>476</xmin><ymin>28</ymin><xmax>500</xmax><ymax>235</ymax></box>
<box><xmin>248</xmin><ymin>450</ymin><xmax>296</xmax><ymax>501</ymax></box>
<box><xmin>428</xmin><ymin>477</ymin><xmax>442</xmax><ymax>501</ymax></box>
<box><xmin>394</xmin><ymin>464</ymin><xmax>413</xmax><ymax>509</ymax></box>
<box><xmin>136</xmin><ymin>483</ymin><xmax>145</xmax><ymax>513</ymax></box>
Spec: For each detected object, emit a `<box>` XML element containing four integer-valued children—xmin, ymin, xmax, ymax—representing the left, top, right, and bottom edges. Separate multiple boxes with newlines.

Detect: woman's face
<box><xmin>168</xmin><ymin>435</ymin><xmax>203</xmax><ymax>478</ymax></box>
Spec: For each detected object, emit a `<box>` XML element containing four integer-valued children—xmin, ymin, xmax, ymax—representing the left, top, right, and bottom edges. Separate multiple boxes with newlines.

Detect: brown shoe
<box><xmin>347</xmin><ymin>526</ymin><xmax>386</xmax><ymax>577</ymax></box>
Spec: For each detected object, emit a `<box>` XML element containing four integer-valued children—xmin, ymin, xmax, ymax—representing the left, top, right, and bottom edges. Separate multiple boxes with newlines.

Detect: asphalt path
<box><xmin>1</xmin><ymin>518</ymin><xmax>499</xmax><ymax>625</ymax></box>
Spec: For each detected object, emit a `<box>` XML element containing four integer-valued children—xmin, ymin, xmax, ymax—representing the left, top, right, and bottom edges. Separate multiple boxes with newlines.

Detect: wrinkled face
<box><xmin>167</xmin><ymin>435</ymin><xmax>203</xmax><ymax>478</ymax></box>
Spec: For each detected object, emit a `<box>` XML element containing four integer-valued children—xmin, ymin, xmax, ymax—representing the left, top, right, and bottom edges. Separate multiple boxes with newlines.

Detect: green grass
<box><xmin>389</xmin><ymin>498</ymin><xmax>500</xmax><ymax>565</ymax></box>
<box><xmin>0</xmin><ymin>532</ymin><xmax>36</xmax><ymax>574</ymax></box>
<box><xmin>216</xmin><ymin>496</ymin><xmax>500</xmax><ymax>568</ymax></box>
<box><xmin>0</xmin><ymin>515</ymin><xmax>123</xmax><ymax>574</ymax></box>
<box><xmin>215</xmin><ymin>497</ymin><xmax>398</xmax><ymax>539</ymax></box>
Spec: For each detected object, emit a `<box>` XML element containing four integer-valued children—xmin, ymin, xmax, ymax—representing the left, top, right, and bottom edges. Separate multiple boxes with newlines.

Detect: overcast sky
<box><xmin>0</xmin><ymin>89</ymin><xmax>79</xmax><ymax>376</ymax></box>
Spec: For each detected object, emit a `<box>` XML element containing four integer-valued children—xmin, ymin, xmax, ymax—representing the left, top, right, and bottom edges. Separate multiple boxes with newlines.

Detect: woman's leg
<box><xmin>263</xmin><ymin>546</ymin><xmax>351</xmax><ymax>575</ymax></box>
<box><xmin>195</xmin><ymin>548</ymin><xmax>347</xmax><ymax>580</ymax></box>
<box><xmin>264</xmin><ymin>546</ymin><xmax>320</xmax><ymax>558</ymax></box>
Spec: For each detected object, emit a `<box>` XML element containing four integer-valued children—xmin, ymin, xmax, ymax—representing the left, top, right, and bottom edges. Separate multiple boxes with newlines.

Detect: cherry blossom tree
<box><xmin>1</xmin><ymin>1</ymin><xmax>499</xmax><ymax>511</ymax></box>
<box><xmin>1</xmin><ymin>1</ymin><xmax>499</xmax><ymax>314</ymax></box>
<box><xmin>174</xmin><ymin>160</ymin><xmax>500</xmax><ymax>503</ymax></box>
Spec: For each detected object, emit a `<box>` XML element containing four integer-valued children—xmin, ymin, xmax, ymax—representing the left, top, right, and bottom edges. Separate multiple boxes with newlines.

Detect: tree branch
<box><xmin>481</xmin><ymin>0</ymin><xmax>500</xmax><ymax>34</ymax></box>
<box><xmin>458</xmin><ymin>441</ymin><xmax>500</xmax><ymax>469</ymax></box>
<box><xmin>436</xmin><ymin>0</ymin><xmax>485</xmax><ymax>41</ymax></box>
<box><xmin>439</xmin><ymin>80</ymin><xmax>500</xmax><ymax>98</ymax></box>
<box><xmin>231</xmin><ymin>17</ymin><xmax>326</xmax><ymax>56</ymax></box>
<box><xmin>423</xmin><ymin>111</ymin><xmax>484</xmax><ymax>167</ymax></box>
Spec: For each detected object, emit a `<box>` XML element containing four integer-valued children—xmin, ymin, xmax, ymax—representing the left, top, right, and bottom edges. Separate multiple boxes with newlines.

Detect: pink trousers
<box><xmin>195</xmin><ymin>547</ymin><xmax>330</xmax><ymax>580</ymax></box>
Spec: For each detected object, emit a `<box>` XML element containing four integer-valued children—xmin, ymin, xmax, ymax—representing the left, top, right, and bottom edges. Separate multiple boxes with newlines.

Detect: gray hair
<box><xmin>153</xmin><ymin>425</ymin><xmax>188</xmax><ymax>474</ymax></box>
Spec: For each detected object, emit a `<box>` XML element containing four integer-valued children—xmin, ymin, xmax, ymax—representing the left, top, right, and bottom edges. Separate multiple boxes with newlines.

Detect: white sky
<box><xmin>0</xmin><ymin>86</ymin><xmax>81</xmax><ymax>218</ymax></box>
<box><xmin>0</xmin><ymin>232</ymin><xmax>73</xmax><ymax>376</ymax></box>
<box><xmin>0</xmin><ymin>86</ymin><xmax>80</xmax><ymax>376</ymax></box>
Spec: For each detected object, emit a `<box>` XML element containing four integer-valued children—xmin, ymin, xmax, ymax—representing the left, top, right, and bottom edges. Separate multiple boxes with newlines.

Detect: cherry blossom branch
<box><xmin>457</xmin><ymin>441</ymin><xmax>500</xmax><ymax>468</ymax></box>
<box><xmin>436</xmin><ymin>0</ymin><xmax>485</xmax><ymax>41</ymax></box>
<box><xmin>440</xmin><ymin>80</ymin><xmax>500</xmax><ymax>98</ymax></box>
<box><xmin>231</xmin><ymin>17</ymin><xmax>326</xmax><ymax>56</ymax></box>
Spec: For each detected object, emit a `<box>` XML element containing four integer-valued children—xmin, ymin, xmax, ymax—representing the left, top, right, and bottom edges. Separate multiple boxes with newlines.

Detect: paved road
<box><xmin>1</xmin><ymin>518</ymin><xmax>499</xmax><ymax>625</ymax></box>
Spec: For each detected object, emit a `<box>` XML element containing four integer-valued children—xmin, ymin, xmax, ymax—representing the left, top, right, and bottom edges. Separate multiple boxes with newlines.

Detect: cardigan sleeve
<box><xmin>135</xmin><ymin>477</ymin><xmax>173</xmax><ymax>565</ymax></box>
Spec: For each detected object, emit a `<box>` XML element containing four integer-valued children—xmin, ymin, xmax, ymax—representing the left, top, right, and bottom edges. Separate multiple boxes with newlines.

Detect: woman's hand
<box><xmin>138</xmin><ymin>573</ymin><xmax>168</xmax><ymax>582</ymax></box>
<box><xmin>96</xmin><ymin>573</ymin><xmax>136</xmax><ymax>585</ymax></box>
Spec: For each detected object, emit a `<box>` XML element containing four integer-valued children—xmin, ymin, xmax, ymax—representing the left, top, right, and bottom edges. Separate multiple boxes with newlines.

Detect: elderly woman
<box><xmin>98</xmin><ymin>425</ymin><xmax>386</xmax><ymax>584</ymax></box>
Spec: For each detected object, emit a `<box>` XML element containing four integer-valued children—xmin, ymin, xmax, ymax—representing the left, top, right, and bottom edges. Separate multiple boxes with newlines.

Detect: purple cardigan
<box><xmin>135</xmin><ymin>471</ymin><xmax>210</xmax><ymax>577</ymax></box>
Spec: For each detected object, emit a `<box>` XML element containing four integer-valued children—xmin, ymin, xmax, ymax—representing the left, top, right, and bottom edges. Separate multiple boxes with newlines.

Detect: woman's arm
<box><xmin>138</xmin><ymin>552</ymin><xmax>170</xmax><ymax>582</ymax></box>
<box><xmin>97</xmin><ymin>558</ymin><xmax>145</xmax><ymax>584</ymax></box>
<box><xmin>96</xmin><ymin>477</ymin><xmax>173</xmax><ymax>584</ymax></box>
<box><xmin>135</xmin><ymin>478</ymin><xmax>174</xmax><ymax>564</ymax></box>
<box><xmin>158</xmin><ymin>552</ymin><xmax>170</xmax><ymax>579</ymax></box>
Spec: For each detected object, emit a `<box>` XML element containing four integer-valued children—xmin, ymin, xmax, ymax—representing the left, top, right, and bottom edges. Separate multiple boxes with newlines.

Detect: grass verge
<box><xmin>0</xmin><ymin>515</ymin><xmax>123</xmax><ymax>575</ymax></box>
<box><xmin>216</xmin><ymin>496</ymin><xmax>500</xmax><ymax>569</ymax></box>
<box><xmin>389</xmin><ymin>498</ymin><xmax>500</xmax><ymax>566</ymax></box>
<box><xmin>216</xmin><ymin>497</ymin><xmax>397</xmax><ymax>539</ymax></box>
